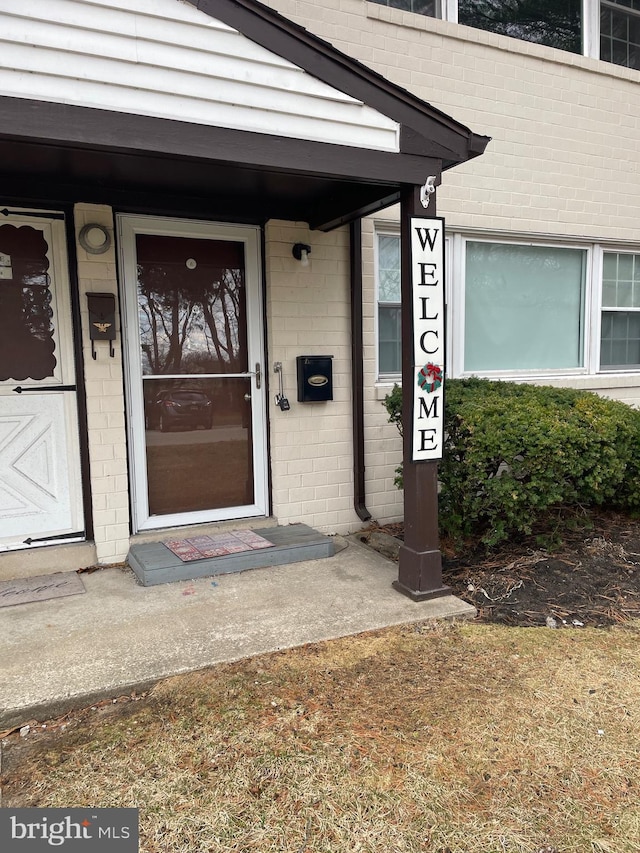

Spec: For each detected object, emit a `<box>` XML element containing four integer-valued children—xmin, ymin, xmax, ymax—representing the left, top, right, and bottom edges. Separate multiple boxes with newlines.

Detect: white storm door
<box><xmin>119</xmin><ymin>215</ymin><xmax>268</xmax><ymax>532</ymax></box>
<box><xmin>0</xmin><ymin>210</ymin><xmax>84</xmax><ymax>550</ymax></box>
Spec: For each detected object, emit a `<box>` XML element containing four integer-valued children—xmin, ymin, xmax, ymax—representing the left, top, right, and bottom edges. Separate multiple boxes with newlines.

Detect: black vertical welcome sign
<box><xmin>410</xmin><ymin>217</ymin><xmax>445</xmax><ymax>461</ymax></box>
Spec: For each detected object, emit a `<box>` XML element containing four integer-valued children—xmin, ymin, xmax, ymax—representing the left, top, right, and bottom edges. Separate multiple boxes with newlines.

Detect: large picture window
<box><xmin>375</xmin><ymin>229</ymin><xmax>640</xmax><ymax>381</ymax></box>
<box><xmin>464</xmin><ymin>241</ymin><xmax>587</xmax><ymax>372</ymax></box>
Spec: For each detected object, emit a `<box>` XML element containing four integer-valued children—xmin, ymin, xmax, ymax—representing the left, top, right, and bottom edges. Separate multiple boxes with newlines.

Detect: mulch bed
<box><xmin>369</xmin><ymin>510</ymin><xmax>640</xmax><ymax>628</ymax></box>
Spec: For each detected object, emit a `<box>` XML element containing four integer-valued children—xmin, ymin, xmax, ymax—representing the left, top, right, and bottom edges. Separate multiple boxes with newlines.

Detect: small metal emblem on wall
<box><xmin>87</xmin><ymin>292</ymin><xmax>117</xmax><ymax>359</ymax></box>
<box><xmin>410</xmin><ymin>217</ymin><xmax>445</xmax><ymax>461</ymax></box>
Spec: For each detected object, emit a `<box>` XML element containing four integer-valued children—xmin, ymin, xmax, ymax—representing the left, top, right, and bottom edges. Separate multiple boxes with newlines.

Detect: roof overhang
<box><xmin>0</xmin><ymin>0</ymin><xmax>489</xmax><ymax>230</ymax></box>
<box><xmin>0</xmin><ymin>97</ymin><xmax>440</xmax><ymax>231</ymax></box>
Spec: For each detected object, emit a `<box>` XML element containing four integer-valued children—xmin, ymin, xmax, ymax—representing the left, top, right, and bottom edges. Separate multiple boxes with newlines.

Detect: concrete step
<box><xmin>127</xmin><ymin>523</ymin><xmax>334</xmax><ymax>586</ymax></box>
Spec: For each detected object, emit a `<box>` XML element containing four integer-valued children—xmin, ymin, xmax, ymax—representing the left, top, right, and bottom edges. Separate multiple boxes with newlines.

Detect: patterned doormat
<box><xmin>164</xmin><ymin>529</ymin><xmax>275</xmax><ymax>562</ymax></box>
<box><xmin>0</xmin><ymin>572</ymin><xmax>86</xmax><ymax>608</ymax></box>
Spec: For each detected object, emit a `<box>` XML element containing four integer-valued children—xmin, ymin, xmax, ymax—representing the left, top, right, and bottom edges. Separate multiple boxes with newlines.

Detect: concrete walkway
<box><xmin>0</xmin><ymin>537</ymin><xmax>475</xmax><ymax>729</ymax></box>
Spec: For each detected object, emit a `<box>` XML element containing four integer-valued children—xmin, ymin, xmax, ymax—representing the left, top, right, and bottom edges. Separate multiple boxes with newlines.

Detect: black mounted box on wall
<box><xmin>297</xmin><ymin>355</ymin><xmax>333</xmax><ymax>402</ymax></box>
<box><xmin>87</xmin><ymin>292</ymin><xmax>116</xmax><ymax>358</ymax></box>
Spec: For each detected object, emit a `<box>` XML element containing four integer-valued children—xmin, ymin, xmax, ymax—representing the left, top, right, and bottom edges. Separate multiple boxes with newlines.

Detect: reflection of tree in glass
<box><xmin>458</xmin><ymin>0</ymin><xmax>581</xmax><ymax>53</ymax></box>
<box><xmin>138</xmin><ymin>261</ymin><xmax>246</xmax><ymax>376</ymax></box>
<box><xmin>22</xmin><ymin>272</ymin><xmax>54</xmax><ymax>342</ymax></box>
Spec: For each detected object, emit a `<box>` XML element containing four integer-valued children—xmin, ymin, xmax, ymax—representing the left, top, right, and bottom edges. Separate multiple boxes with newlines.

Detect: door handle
<box><xmin>244</xmin><ymin>393</ymin><xmax>251</xmax><ymax>402</ymax></box>
<box><xmin>13</xmin><ymin>385</ymin><xmax>76</xmax><ymax>393</ymax></box>
<box><xmin>254</xmin><ymin>362</ymin><xmax>261</xmax><ymax>390</ymax></box>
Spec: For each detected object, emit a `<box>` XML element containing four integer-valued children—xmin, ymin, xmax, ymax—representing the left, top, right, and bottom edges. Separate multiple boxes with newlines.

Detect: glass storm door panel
<box><xmin>0</xmin><ymin>211</ymin><xmax>84</xmax><ymax>549</ymax></box>
<box><xmin>144</xmin><ymin>378</ymin><xmax>254</xmax><ymax>516</ymax></box>
<box><xmin>119</xmin><ymin>217</ymin><xmax>267</xmax><ymax>531</ymax></box>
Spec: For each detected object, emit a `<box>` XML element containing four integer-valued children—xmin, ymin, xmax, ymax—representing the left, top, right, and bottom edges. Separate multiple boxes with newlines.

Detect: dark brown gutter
<box><xmin>350</xmin><ymin>219</ymin><xmax>371</xmax><ymax>522</ymax></box>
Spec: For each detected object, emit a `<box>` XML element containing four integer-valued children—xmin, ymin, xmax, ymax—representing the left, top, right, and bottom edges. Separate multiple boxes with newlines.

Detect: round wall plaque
<box><xmin>78</xmin><ymin>223</ymin><xmax>112</xmax><ymax>255</ymax></box>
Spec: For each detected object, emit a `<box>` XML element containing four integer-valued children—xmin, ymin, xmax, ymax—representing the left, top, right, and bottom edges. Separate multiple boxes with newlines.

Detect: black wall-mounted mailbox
<box><xmin>297</xmin><ymin>355</ymin><xmax>333</xmax><ymax>402</ymax></box>
<box><xmin>87</xmin><ymin>292</ymin><xmax>116</xmax><ymax>358</ymax></box>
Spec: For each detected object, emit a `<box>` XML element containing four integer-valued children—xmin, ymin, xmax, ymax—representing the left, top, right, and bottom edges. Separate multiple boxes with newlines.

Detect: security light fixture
<box><xmin>292</xmin><ymin>242</ymin><xmax>311</xmax><ymax>267</ymax></box>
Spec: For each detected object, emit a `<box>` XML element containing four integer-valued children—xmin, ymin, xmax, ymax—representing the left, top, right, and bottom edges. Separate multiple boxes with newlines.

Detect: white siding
<box><xmin>0</xmin><ymin>0</ymin><xmax>400</xmax><ymax>151</ymax></box>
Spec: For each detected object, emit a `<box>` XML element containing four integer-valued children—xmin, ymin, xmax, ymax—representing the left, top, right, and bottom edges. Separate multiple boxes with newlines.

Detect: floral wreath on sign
<box><xmin>417</xmin><ymin>362</ymin><xmax>443</xmax><ymax>394</ymax></box>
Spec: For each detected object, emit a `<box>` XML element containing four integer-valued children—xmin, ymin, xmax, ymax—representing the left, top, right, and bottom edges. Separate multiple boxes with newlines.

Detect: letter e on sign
<box><xmin>411</xmin><ymin>217</ymin><xmax>445</xmax><ymax>461</ymax></box>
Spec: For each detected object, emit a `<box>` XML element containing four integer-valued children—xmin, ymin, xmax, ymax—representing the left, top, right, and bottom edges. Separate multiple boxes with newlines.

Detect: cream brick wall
<box><xmin>261</xmin><ymin>0</ymin><xmax>640</xmax><ymax>526</ymax></box>
<box><xmin>73</xmin><ymin>204</ymin><xmax>130</xmax><ymax>563</ymax></box>
<box><xmin>265</xmin><ymin>221</ymin><xmax>362</xmax><ymax>534</ymax></box>
<box><xmin>262</xmin><ymin>0</ymin><xmax>640</xmax><ymax>241</ymax></box>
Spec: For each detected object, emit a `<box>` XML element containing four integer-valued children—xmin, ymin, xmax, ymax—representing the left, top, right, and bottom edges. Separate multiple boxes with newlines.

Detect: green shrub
<box><xmin>383</xmin><ymin>378</ymin><xmax>640</xmax><ymax>546</ymax></box>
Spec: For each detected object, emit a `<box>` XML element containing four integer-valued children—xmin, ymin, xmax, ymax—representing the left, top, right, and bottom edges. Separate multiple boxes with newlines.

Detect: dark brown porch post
<box><xmin>393</xmin><ymin>184</ymin><xmax>451</xmax><ymax>601</ymax></box>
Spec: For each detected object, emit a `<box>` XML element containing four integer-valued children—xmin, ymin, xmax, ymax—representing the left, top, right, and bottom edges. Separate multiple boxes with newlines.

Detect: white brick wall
<box><xmin>74</xmin><ymin>204</ymin><xmax>130</xmax><ymax>563</ymax></box>
<box><xmin>265</xmin><ymin>221</ymin><xmax>362</xmax><ymax>534</ymax></box>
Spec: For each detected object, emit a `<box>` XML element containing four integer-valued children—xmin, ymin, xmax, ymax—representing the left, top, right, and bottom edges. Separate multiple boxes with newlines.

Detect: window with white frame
<box><xmin>377</xmin><ymin>232</ymin><xmax>402</xmax><ymax>376</ymax></box>
<box><xmin>366</xmin><ymin>0</ymin><xmax>640</xmax><ymax>71</ymax></box>
<box><xmin>369</xmin><ymin>0</ymin><xmax>441</xmax><ymax>15</ymax></box>
<box><xmin>375</xmin><ymin>231</ymin><xmax>640</xmax><ymax>380</ymax></box>
<box><xmin>600</xmin><ymin>251</ymin><xmax>640</xmax><ymax>368</ymax></box>
<box><xmin>600</xmin><ymin>0</ymin><xmax>640</xmax><ymax>70</ymax></box>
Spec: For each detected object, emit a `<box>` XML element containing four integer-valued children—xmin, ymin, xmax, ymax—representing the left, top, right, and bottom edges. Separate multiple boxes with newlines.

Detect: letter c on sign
<box><xmin>420</xmin><ymin>330</ymin><xmax>438</xmax><ymax>355</ymax></box>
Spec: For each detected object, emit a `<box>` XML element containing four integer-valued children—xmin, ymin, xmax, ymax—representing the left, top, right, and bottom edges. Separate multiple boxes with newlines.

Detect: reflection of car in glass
<box><xmin>147</xmin><ymin>390</ymin><xmax>213</xmax><ymax>431</ymax></box>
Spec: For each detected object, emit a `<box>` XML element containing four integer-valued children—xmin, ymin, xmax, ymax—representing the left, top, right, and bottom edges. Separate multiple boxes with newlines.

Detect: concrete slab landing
<box><xmin>0</xmin><ymin>536</ymin><xmax>476</xmax><ymax>729</ymax></box>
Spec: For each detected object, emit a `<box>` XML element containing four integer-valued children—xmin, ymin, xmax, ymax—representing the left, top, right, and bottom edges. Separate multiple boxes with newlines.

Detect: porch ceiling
<box><xmin>0</xmin><ymin>135</ymin><xmax>403</xmax><ymax>232</ymax></box>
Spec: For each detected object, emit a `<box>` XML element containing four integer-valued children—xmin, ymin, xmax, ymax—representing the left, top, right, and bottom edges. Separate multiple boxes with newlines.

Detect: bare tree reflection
<box><xmin>137</xmin><ymin>242</ymin><xmax>247</xmax><ymax>376</ymax></box>
<box><xmin>458</xmin><ymin>0</ymin><xmax>581</xmax><ymax>52</ymax></box>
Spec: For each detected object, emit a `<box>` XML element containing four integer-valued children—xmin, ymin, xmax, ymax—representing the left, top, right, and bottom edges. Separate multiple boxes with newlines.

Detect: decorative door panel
<box><xmin>0</xmin><ymin>210</ymin><xmax>84</xmax><ymax>550</ymax></box>
<box><xmin>0</xmin><ymin>394</ymin><xmax>83</xmax><ymax>546</ymax></box>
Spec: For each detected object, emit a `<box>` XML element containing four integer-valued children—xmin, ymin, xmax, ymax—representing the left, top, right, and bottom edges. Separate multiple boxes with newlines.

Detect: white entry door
<box><xmin>118</xmin><ymin>215</ymin><xmax>268</xmax><ymax>532</ymax></box>
<box><xmin>0</xmin><ymin>210</ymin><xmax>84</xmax><ymax>550</ymax></box>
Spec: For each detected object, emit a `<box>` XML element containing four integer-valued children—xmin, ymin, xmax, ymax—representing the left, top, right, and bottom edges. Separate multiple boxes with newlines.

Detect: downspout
<box><xmin>350</xmin><ymin>219</ymin><xmax>372</xmax><ymax>522</ymax></box>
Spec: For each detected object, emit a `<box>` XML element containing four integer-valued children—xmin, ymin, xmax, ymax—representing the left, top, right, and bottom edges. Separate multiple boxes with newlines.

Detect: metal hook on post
<box><xmin>420</xmin><ymin>176</ymin><xmax>437</xmax><ymax>209</ymax></box>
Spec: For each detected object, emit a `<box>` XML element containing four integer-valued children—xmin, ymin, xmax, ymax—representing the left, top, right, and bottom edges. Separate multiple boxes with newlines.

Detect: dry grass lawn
<box><xmin>3</xmin><ymin>621</ymin><xmax>640</xmax><ymax>852</ymax></box>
